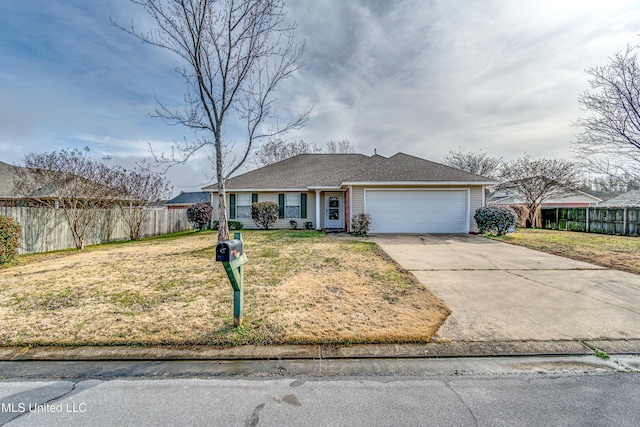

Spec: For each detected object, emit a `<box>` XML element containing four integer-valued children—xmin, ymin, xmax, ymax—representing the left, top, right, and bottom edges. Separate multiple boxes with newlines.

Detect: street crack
<box><xmin>443</xmin><ymin>380</ymin><xmax>478</xmax><ymax>426</ymax></box>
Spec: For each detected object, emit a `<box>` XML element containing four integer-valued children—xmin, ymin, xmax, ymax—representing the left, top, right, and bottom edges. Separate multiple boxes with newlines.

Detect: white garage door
<box><xmin>365</xmin><ymin>190</ymin><xmax>468</xmax><ymax>233</ymax></box>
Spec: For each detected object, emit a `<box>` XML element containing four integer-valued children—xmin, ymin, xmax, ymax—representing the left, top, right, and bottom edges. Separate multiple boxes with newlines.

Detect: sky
<box><xmin>1</xmin><ymin>0</ymin><xmax>639</xmax><ymax>196</ymax></box>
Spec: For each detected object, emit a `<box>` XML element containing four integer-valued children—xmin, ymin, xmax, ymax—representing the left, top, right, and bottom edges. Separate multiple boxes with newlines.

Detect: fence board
<box><xmin>0</xmin><ymin>206</ymin><xmax>195</xmax><ymax>254</ymax></box>
<box><xmin>541</xmin><ymin>207</ymin><xmax>640</xmax><ymax>236</ymax></box>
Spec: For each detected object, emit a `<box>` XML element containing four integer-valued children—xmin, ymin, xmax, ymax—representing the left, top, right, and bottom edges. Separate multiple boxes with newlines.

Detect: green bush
<box><xmin>0</xmin><ymin>215</ymin><xmax>21</xmax><ymax>265</ymax></box>
<box><xmin>474</xmin><ymin>206</ymin><xmax>517</xmax><ymax>236</ymax></box>
<box><xmin>351</xmin><ymin>213</ymin><xmax>371</xmax><ymax>236</ymax></box>
<box><xmin>290</xmin><ymin>220</ymin><xmax>298</xmax><ymax>230</ymax></box>
<box><xmin>304</xmin><ymin>221</ymin><xmax>314</xmax><ymax>230</ymax></box>
<box><xmin>252</xmin><ymin>201</ymin><xmax>279</xmax><ymax>230</ymax></box>
<box><xmin>211</xmin><ymin>220</ymin><xmax>243</xmax><ymax>230</ymax></box>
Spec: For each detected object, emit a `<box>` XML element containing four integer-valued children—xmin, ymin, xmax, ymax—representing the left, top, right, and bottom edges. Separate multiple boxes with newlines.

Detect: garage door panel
<box><xmin>366</xmin><ymin>190</ymin><xmax>467</xmax><ymax>233</ymax></box>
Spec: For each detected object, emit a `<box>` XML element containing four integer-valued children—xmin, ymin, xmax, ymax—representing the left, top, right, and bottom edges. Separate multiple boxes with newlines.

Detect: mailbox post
<box><xmin>215</xmin><ymin>232</ymin><xmax>248</xmax><ymax>326</ymax></box>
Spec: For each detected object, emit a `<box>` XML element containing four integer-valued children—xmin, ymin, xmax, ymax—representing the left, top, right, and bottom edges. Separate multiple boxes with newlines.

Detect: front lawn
<box><xmin>0</xmin><ymin>230</ymin><xmax>449</xmax><ymax>346</ymax></box>
<box><xmin>493</xmin><ymin>228</ymin><xmax>640</xmax><ymax>275</ymax></box>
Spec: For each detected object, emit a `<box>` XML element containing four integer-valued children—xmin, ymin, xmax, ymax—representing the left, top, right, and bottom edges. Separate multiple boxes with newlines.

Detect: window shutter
<box><xmin>252</xmin><ymin>193</ymin><xmax>258</xmax><ymax>203</ymax></box>
<box><xmin>229</xmin><ymin>194</ymin><xmax>236</xmax><ymax>219</ymax></box>
<box><xmin>278</xmin><ymin>194</ymin><xmax>285</xmax><ymax>218</ymax></box>
<box><xmin>300</xmin><ymin>193</ymin><xmax>307</xmax><ymax>219</ymax></box>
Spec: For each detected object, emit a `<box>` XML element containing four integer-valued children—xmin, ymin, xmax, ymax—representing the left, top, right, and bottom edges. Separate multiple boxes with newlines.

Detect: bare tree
<box><xmin>326</xmin><ymin>139</ymin><xmax>356</xmax><ymax>153</ymax></box>
<box><xmin>496</xmin><ymin>155</ymin><xmax>583</xmax><ymax>227</ymax></box>
<box><xmin>442</xmin><ymin>148</ymin><xmax>502</xmax><ymax>178</ymax></box>
<box><xmin>13</xmin><ymin>148</ymin><xmax>123</xmax><ymax>250</ymax></box>
<box><xmin>115</xmin><ymin>0</ymin><xmax>308</xmax><ymax>241</ymax></box>
<box><xmin>114</xmin><ymin>167</ymin><xmax>173</xmax><ymax>240</ymax></box>
<box><xmin>582</xmin><ymin>170</ymin><xmax>639</xmax><ymax>199</ymax></box>
<box><xmin>573</xmin><ymin>45</ymin><xmax>640</xmax><ymax>184</ymax></box>
<box><xmin>254</xmin><ymin>137</ymin><xmax>321</xmax><ymax>166</ymax></box>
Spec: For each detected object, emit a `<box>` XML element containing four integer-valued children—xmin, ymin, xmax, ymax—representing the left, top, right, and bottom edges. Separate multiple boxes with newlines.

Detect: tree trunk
<box><xmin>216</xmin><ymin>132</ymin><xmax>229</xmax><ymax>242</ymax></box>
<box><xmin>527</xmin><ymin>203</ymin><xmax>538</xmax><ymax>228</ymax></box>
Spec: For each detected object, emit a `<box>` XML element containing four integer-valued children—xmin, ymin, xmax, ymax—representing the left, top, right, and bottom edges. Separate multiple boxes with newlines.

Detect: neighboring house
<box><xmin>165</xmin><ymin>191</ymin><xmax>210</xmax><ymax>209</ymax></box>
<box><xmin>600</xmin><ymin>190</ymin><xmax>640</xmax><ymax>207</ymax></box>
<box><xmin>202</xmin><ymin>153</ymin><xmax>495</xmax><ymax>233</ymax></box>
<box><xmin>0</xmin><ymin>160</ymin><xmax>129</xmax><ymax>207</ymax></box>
<box><xmin>487</xmin><ymin>188</ymin><xmax>602</xmax><ymax>208</ymax></box>
<box><xmin>0</xmin><ymin>161</ymin><xmax>29</xmax><ymax>206</ymax></box>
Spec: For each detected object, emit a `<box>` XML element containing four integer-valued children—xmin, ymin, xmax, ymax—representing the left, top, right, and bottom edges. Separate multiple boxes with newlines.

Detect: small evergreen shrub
<box><xmin>229</xmin><ymin>221</ymin><xmax>244</xmax><ymax>230</ymax></box>
<box><xmin>304</xmin><ymin>221</ymin><xmax>314</xmax><ymax>230</ymax></box>
<box><xmin>474</xmin><ymin>206</ymin><xmax>517</xmax><ymax>236</ymax></box>
<box><xmin>210</xmin><ymin>220</ymin><xmax>243</xmax><ymax>230</ymax></box>
<box><xmin>0</xmin><ymin>215</ymin><xmax>21</xmax><ymax>265</ymax></box>
<box><xmin>351</xmin><ymin>213</ymin><xmax>372</xmax><ymax>236</ymax></box>
<box><xmin>289</xmin><ymin>220</ymin><xmax>298</xmax><ymax>230</ymax></box>
<box><xmin>186</xmin><ymin>202</ymin><xmax>213</xmax><ymax>230</ymax></box>
<box><xmin>252</xmin><ymin>201</ymin><xmax>279</xmax><ymax>230</ymax></box>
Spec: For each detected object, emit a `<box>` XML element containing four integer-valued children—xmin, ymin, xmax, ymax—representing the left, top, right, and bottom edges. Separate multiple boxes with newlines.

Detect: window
<box><xmin>236</xmin><ymin>193</ymin><xmax>252</xmax><ymax>219</ymax></box>
<box><xmin>285</xmin><ymin>193</ymin><xmax>301</xmax><ymax>218</ymax></box>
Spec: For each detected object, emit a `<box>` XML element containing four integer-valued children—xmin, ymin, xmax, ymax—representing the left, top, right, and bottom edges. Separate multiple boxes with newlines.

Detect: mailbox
<box><xmin>216</xmin><ymin>239</ymin><xmax>243</xmax><ymax>262</ymax></box>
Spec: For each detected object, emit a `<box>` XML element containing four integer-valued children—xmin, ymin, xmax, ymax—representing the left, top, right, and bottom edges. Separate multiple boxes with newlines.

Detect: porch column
<box><xmin>315</xmin><ymin>190</ymin><xmax>321</xmax><ymax>230</ymax></box>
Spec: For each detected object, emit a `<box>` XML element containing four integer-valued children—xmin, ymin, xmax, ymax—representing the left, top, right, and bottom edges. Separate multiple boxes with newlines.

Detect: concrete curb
<box><xmin>1</xmin><ymin>340</ymin><xmax>638</xmax><ymax>361</ymax></box>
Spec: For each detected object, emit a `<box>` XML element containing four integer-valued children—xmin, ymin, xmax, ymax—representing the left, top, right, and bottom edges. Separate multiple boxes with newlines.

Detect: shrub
<box><xmin>0</xmin><ymin>215</ymin><xmax>21</xmax><ymax>265</ymax></box>
<box><xmin>229</xmin><ymin>221</ymin><xmax>244</xmax><ymax>230</ymax></box>
<box><xmin>474</xmin><ymin>206</ymin><xmax>517</xmax><ymax>236</ymax></box>
<box><xmin>289</xmin><ymin>220</ymin><xmax>298</xmax><ymax>230</ymax></box>
<box><xmin>252</xmin><ymin>201</ymin><xmax>279</xmax><ymax>230</ymax></box>
<box><xmin>351</xmin><ymin>213</ymin><xmax>372</xmax><ymax>236</ymax></box>
<box><xmin>304</xmin><ymin>221</ymin><xmax>314</xmax><ymax>230</ymax></box>
<box><xmin>210</xmin><ymin>220</ymin><xmax>243</xmax><ymax>230</ymax></box>
<box><xmin>186</xmin><ymin>202</ymin><xmax>213</xmax><ymax>230</ymax></box>
<box><xmin>507</xmin><ymin>204</ymin><xmax>529</xmax><ymax>228</ymax></box>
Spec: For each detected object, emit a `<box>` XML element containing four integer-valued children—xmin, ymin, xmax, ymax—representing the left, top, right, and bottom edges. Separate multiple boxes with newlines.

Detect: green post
<box><xmin>220</xmin><ymin>232</ymin><xmax>247</xmax><ymax>327</ymax></box>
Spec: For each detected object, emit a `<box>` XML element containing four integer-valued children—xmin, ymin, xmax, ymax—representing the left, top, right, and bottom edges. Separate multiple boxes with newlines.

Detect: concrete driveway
<box><xmin>372</xmin><ymin>234</ymin><xmax>640</xmax><ymax>344</ymax></box>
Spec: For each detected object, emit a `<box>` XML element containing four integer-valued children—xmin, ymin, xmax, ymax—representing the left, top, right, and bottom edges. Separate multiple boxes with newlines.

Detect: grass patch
<box><xmin>0</xmin><ymin>230</ymin><xmax>449</xmax><ymax>347</ymax></box>
<box><xmin>492</xmin><ymin>228</ymin><xmax>640</xmax><ymax>275</ymax></box>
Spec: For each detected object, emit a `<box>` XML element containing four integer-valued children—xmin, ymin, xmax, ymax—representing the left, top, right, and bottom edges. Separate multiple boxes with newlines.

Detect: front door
<box><xmin>325</xmin><ymin>192</ymin><xmax>343</xmax><ymax>229</ymax></box>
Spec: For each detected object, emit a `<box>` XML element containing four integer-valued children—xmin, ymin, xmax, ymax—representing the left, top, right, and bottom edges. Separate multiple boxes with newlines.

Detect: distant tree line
<box><xmin>254</xmin><ymin>138</ymin><xmax>357</xmax><ymax>166</ymax></box>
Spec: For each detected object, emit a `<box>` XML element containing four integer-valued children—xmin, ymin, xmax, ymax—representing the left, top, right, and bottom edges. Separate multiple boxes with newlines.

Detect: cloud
<box><xmin>285</xmin><ymin>0</ymin><xmax>640</xmax><ymax>160</ymax></box>
<box><xmin>1</xmin><ymin>0</ymin><xmax>639</xmax><ymax>194</ymax></box>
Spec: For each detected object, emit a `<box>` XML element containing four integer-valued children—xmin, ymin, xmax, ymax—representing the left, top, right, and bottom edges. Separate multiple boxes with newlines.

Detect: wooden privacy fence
<box><xmin>541</xmin><ymin>207</ymin><xmax>640</xmax><ymax>236</ymax></box>
<box><xmin>0</xmin><ymin>206</ymin><xmax>195</xmax><ymax>254</ymax></box>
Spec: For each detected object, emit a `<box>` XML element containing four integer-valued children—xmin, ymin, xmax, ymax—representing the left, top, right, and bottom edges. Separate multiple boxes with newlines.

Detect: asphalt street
<box><xmin>1</xmin><ymin>356</ymin><xmax>639</xmax><ymax>426</ymax></box>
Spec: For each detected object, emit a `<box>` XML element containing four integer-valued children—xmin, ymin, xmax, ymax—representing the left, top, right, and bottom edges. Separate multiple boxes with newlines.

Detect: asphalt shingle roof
<box><xmin>600</xmin><ymin>190</ymin><xmax>640</xmax><ymax>207</ymax></box>
<box><xmin>204</xmin><ymin>154</ymin><xmax>369</xmax><ymax>190</ymax></box>
<box><xmin>166</xmin><ymin>191</ymin><xmax>210</xmax><ymax>205</ymax></box>
<box><xmin>342</xmin><ymin>153</ymin><xmax>491</xmax><ymax>183</ymax></box>
<box><xmin>204</xmin><ymin>152</ymin><xmax>494</xmax><ymax>191</ymax></box>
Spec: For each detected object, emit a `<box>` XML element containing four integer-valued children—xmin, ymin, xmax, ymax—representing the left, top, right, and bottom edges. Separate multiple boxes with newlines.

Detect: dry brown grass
<box><xmin>0</xmin><ymin>230</ymin><xmax>449</xmax><ymax>346</ymax></box>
